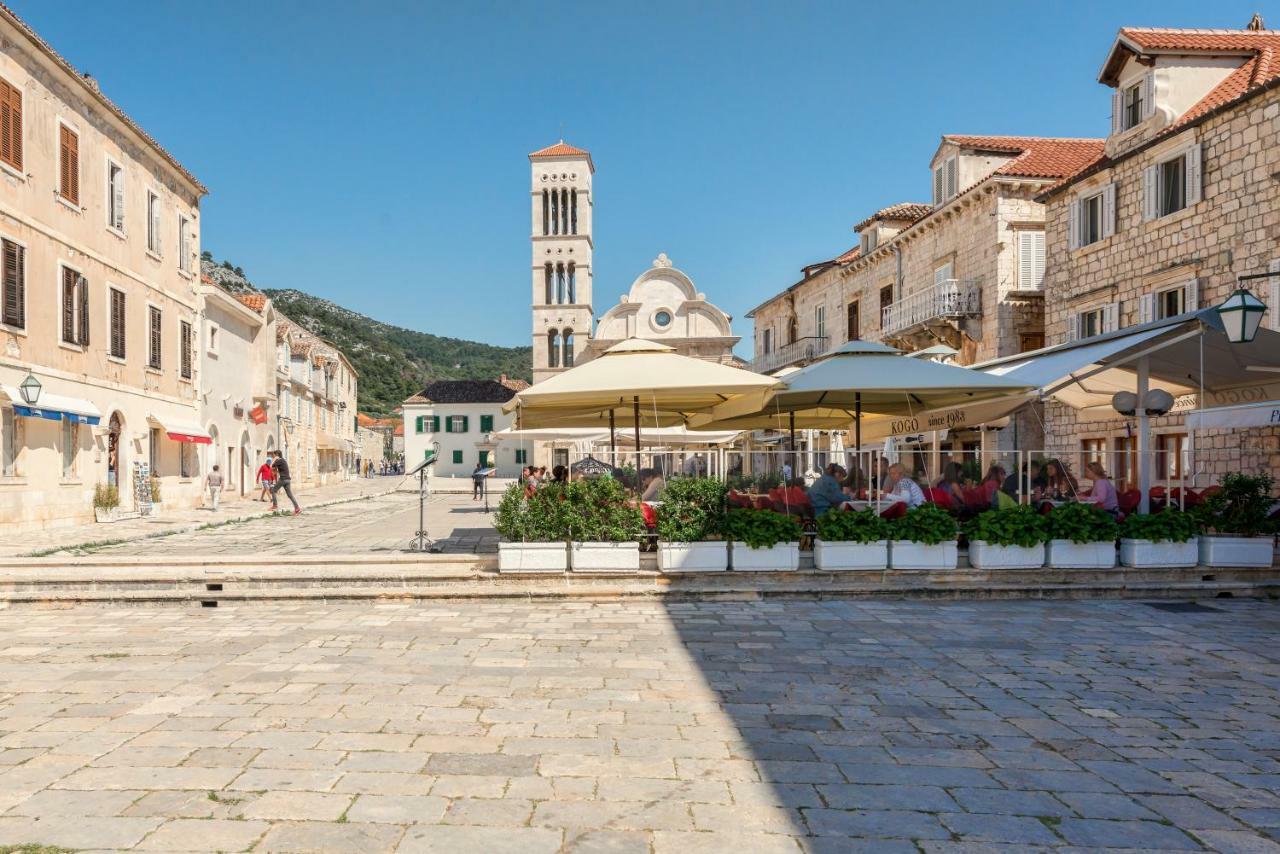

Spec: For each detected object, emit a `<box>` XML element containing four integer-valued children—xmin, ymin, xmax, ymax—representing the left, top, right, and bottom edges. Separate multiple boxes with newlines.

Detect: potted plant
<box><xmin>93</xmin><ymin>483</ymin><xmax>121</xmax><ymax>523</ymax></box>
<box><xmin>565</xmin><ymin>478</ymin><xmax>646</xmax><ymax>572</ymax></box>
<box><xmin>1119</xmin><ymin>508</ymin><xmax>1200</xmax><ymax>568</ymax></box>
<box><xmin>888</xmin><ymin>503</ymin><xmax>959</xmax><ymax>570</ymax></box>
<box><xmin>657</xmin><ymin>477</ymin><xmax>729</xmax><ymax>572</ymax></box>
<box><xmin>723</xmin><ymin>507</ymin><xmax>802</xmax><ymax>571</ymax></box>
<box><xmin>964</xmin><ymin>505</ymin><xmax>1048</xmax><ymax>569</ymax></box>
<box><xmin>1194</xmin><ymin>473</ymin><xmax>1277</xmax><ymax>567</ymax></box>
<box><xmin>1045</xmin><ymin>502</ymin><xmax>1118</xmax><ymax>569</ymax></box>
<box><xmin>814</xmin><ymin>509</ymin><xmax>890</xmax><ymax>570</ymax></box>
<box><xmin>494</xmin><ymin>482</ymin><xmax>570</xmax><ymax>573</ymax></box>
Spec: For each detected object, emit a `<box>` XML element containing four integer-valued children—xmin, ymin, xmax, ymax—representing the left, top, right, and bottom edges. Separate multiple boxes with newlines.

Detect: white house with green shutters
<box><xmin>401</xmin><ymin>376</ymin><xmax>528</xmax><ymax>479</ymax></box>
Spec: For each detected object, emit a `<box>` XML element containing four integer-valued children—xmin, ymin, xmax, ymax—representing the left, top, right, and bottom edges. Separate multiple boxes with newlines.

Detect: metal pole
<box><xmin>416</xmin><ymin>465</ymin><xmax>426</xmax><ymax>552</ymax></box>
<box><xmin>854</xmin><ymin>392</ymin><xmax>862</xmax><ymax>453</ymax></box>
<box><xmin>609</xmin><ymin>408</ymin><xmax>616</xmax><ymax>468</ymax></box>
<box><xmin>1137</xmin><ymin>355</ymin><xmax>1151</xmax><ymax>514</ymax></box>
<box><xmin>633</xmin><ymin>396</ymin><xmax>641</xmax><ymax>473</ymax></box>
<box><xmin>789</xmin><ymin>411</ymin><xmax>796</xmax><ymax>480</ymax></box>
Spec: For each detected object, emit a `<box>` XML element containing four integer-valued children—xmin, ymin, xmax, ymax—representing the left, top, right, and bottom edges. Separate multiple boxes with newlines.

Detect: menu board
<box><xmin>133</xmin><ymin>460</ymin><xmax>153</xmax><ymax>516</ymax></box>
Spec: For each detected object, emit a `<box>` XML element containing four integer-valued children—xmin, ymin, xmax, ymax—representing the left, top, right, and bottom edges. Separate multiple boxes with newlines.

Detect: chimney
<box><xmin>1247</xmin><ymin>12</ymin><xmax>1265</xmax><ymax>30</ymax></box>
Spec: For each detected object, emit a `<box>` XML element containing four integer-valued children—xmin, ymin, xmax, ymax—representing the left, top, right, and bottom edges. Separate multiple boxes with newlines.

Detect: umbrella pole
<box><xmin>854</xmin><ymin>392</ymin><xmax>862</xmax><ymax>453</ymax></box>
<box><xmin>609</xmin><ymin>409</ymin><xmax>616</xmax><ymax>469</ymax></box>
<box><xmin>789</xmin><ymin>411</ymin><xmax>796</xmax><ymax>481</ymax></box>
<box><xmin>633</xmin><ymin>396</ymin><xmax>641</xmax><ymax>474</ymax></box>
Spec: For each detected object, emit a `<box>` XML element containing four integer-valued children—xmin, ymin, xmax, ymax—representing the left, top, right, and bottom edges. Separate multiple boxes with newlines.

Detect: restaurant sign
<box><xmin>858</xmin><ymin>394</ymin><xmax>1033</xmax><ymax>443</ymax></box>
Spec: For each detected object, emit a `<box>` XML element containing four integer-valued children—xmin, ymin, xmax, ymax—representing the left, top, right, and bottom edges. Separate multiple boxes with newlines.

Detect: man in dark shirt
<box><xmin>270</xmin><ymin>451</ymin><xmax>301</xmax><ymax>515</ymax></box>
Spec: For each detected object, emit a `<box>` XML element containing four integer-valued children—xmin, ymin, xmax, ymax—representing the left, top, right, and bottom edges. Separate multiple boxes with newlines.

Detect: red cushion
<box><xmin>922</xmin><ymin>487</ymin><xmax>952</xmax><ymax>508</ymax></box>
<box><xmin>641</xmin><ymin>504</ymin><xmax>658</xmax><ymax>528</ymax></box>
<box><xmin>1117</xmin><ymin>489</ymin><xmax>1141</xmax><ymax>513</ymax></box>
<box><xmin>880</xmin><ymin>501</ymin><xmax>907</xmax><ymax>520</ymax></box>
<box><xmin>1149</xmin><ymin>486</ymin><xmax>1166</xmax><ymax>499</ymax></box>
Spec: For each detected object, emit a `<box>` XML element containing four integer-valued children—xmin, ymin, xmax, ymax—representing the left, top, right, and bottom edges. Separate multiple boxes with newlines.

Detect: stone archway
<box><xmin>107</xmin><ymin>412</ymin><xmax>127</xmax><ymax>509</ymax></box>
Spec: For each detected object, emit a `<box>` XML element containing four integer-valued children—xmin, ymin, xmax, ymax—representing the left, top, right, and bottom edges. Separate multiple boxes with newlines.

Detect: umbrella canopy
<box><xmin>688</xmin><ymin>340</ymin><xmax>1034</xmax><ymax>430</ymax></box>
<box><xmin>569</xmin><ymin>456</ymin><xmax>623</xmax><ymax>478</ymax></box>
<box><xmin>503</xmin><ymin>338</ymin><xmax>781</xmax><ymax>430</ymax></box>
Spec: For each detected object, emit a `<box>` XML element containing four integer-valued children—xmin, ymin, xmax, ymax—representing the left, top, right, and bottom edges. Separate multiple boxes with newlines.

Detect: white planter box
<box><xmin>1198</xmin><ymin>535</ymin><xmax>1275</xmax><ymax>568</ymax></box>
<box><xmin>1046</xmin><ymin>539</ymin><xmax>1116</xmax><ymax>569</ymax></box>
<box><xmin>813</xmin><ymin>539</ymin><xmax>888</xmax><ymax>571</ymax></box>
<box><xmin>730</xmin><ymin>542</ymin><xmax>800</xmax><ymax>571</ymax></box>
<box><xmin>571</xmin><ymin>541</ymin><xmax>641</xmax><ymax>572</ymax></box>
<box><xmin>1119</xmin><ymin>538</ymin><xmax>1198</xmax><ymax>568</ymax></box>
<box><xmin>658</xmin><ymin>541</ymin><xmax>728</xmax><ymax>573</ymax></box>
<box><xmin>497</xmin><ymin>541</ymin><xmax>567</xmax><ymax>573</ymax></box>
<box><xmin>889</xmin><ymin>540</ymin><xmax>958</xmax><ymax>570</ymax></box>
<box><xmin>969</xmin><ymin>541</ymin><xmax>1045</xmax><ymax>570</ymax></box>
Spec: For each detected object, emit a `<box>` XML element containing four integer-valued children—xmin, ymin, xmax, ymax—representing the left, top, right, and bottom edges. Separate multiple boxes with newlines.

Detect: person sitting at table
<box><xmin>1082</xmin><ymin>461</ymin><xmax>1119</xmax><ymax>515</ymax></box>
<box><xmin>935</xmin><ymin>461</ymin><xmax>966</xmax><ymax>505</ymax></box>
<box><xmin>1041</xmin><ymin>458</ymin><xmax>1077</xmax><ymax>499</ymax></box>
<box><xmin>639</xmin><ymin>468</ymin><xmax>666</xmax><ymax>502</ymax></box>
<box><xmin>1002</xmin><ymin>460</ymin><xmax>1041</xmax><ymax>502</ymax></box>
<box><xmin>841</xmin><ymin>463</ymin><xmax>867</xmax><ymax>495</ymax></box>
<box><xmin>981</xmin><ymin>464</ymin><xmax>1007</xmax><ymax>507</ymax></box>
<box><xmin>886</xmin><ymin>463</ymin><xmax>925</xmax><ymax>508</ymax></box>
<box><xmin>808</xmin><ymin>463</ymin><xmax>848</xmax><ymax>517</ymax></box>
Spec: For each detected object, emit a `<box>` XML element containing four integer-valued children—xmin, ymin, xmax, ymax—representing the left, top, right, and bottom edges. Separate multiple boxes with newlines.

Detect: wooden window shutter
<box><xmin>1269</xmin><ymin>259</ymin><xmax>1280</xmax><ymax>330</ymax></box>
<box><xmin>932</xmin><ymin>166</ymin><xmax>943</xmax><ymax>205</ymax></box>
<box><xmin>945</xmin><ymin>157</ymin><xmax>958</xmax><ymax>199</ymax></box>
<box><xmin>61</xmin><ymin>268</ymin><xmax>75</xmax><ymax>342</ymax></box>
<box><xmin>1102</xmin><ymin>183</ymin><xmax>1117</xmax><ymax>238</ymax></box>
<box><xmin>1186</xmin><ymin>145</ymin><xmax>1203</xmax><ymax>205</ymax></box>
<box><xmin>1067</xmin><ymin>199</ymin><xmax>1080</xmax><ymax>249</ymax></box>
<box><xmin>77</xmin><ymin>274</ymin><xmax>88</xmax><ymax>346</ymax></box>
<box><xmin>149</xmin><ymin>307</ymin><xmax>162</xmax><ymax>368</ymax></box>
<box><xmin>1142</xmin><ymin>165</ymin><xmax>1158</xmax><ymax>220</ymax></box>
<box><xmin>1103</xmin><ymin>302</ymin><xmax>1119</xmax><ymax>333</ymax></box>
<box><xmin>180</xmin><ymin>321</ymin><xmax>191</xmax><ymax>378</ymax></box>
<box><xmin>0</xmin><ymin>79</ymin><xmax>21</xmax><ymax>171</ymax></box>
<box><xmin>431</xmin><ymin>415</ymin><xmax>440</xmax><ymax>432</ymax></box>
<box><xmin>110</xmin><ymin>289</ymin><xmax>125</xmax><ymax>358</ymax></box>
<box><xmin>59</xmin><ymin>125</ymin><xmax>79</xmax><ymax>204</ymax></box>
<box><xmin>1018</xmin><ymin>232</ymin><xmax>1035</xmax><ymax>287</ymax></box>
<box><xmin>444</xmin><ymin>417</ymin><xmax>453</xmax><ymax>433</ymax></box>
<box><xmin>2</xmin><ymin>239</ymin><xmax>22</xmax><ymax>328</ymax></box>
<box><xmin>112</xmin><ymin>165</ymin><xmax>125</xmax><ymax>231</ymax></box>
<box><xmin>1065</xmin><ymin>313</ymin><xmax>1079</xmax><ymax>343</ymax></box>
<box><xmin>1141</xmin><ymin>72</ymin><xmax>1155</xmax><ymax>120</ymax></box>
<box><xmin>415</xmin><ymin>415</ymin><xmax>424</xmax><ymax>434</ymax></box>
<box><xmin>1138</xmin><ymin>292</ymin><xmax>1155</xmax><ymax>325</ymax></box>
<box><xmin>1184</xmin><ymin>278</ymin><xmax>1199</xmax><ymax>312</ymax></box>
<box><xmin>1111</xmin><ymin>91</ymin><xmax>1122</xmax><ymax>135</ymax></box>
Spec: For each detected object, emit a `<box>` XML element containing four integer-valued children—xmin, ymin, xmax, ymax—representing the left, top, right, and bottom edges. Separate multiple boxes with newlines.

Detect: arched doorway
<box><xmin>107</xmin><ymin>412</ymin><xmax>126</xmax><ymax>508</ymax></box>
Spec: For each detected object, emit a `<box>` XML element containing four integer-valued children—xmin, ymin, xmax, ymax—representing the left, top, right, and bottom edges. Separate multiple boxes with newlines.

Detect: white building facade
<box><xmin>402</xmin><ymin>378</ymin><xmax>528</xmax><ymax>479</ymax></box>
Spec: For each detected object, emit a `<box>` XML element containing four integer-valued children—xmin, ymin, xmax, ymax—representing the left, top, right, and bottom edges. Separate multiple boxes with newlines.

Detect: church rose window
<box><xmin>654</xmin><ymin>310</ymin><xmax>672</xmax><ymax>328</ymax></box>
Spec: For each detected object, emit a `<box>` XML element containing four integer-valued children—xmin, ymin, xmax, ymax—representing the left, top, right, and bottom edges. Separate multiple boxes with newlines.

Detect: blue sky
<box><xmin>16</xmin><ymin>1</ymin><xmax>1265</xmax><ymax>353</ymax></box>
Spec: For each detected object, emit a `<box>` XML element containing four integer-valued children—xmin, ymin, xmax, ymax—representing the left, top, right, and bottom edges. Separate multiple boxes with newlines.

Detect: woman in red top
<box><xmin>256</xmin><ymin>456</ymin><xmax>275</xmax><ymax>502</ymax></box>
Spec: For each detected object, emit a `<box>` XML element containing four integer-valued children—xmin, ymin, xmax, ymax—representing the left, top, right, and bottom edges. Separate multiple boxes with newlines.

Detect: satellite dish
<box><xmin>1112</xmin><ymin>391</ymin><xmax>1137</xmax><ymax>416</ymax></box>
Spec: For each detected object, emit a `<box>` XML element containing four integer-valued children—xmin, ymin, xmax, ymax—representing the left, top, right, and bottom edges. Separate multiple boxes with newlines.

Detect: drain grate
<box><xmin>1145</xmin><ymin>602</ymin><xmax>1221</xmax><ymax>613</ymax></box>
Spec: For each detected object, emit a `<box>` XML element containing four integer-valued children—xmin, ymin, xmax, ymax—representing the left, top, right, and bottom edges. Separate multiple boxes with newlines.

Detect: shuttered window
<box><xmin>479</xmin><ymin>415</ymin><xmax>494</xmax><ymax>433</ymax></box>
<box><xmin>1017</xmin><ymin>231</ymin><xmax>1046</xmax><ymax>289</ymax></box>
<box><xmin>107</xmin><ymin>161</ymin><xmax>125</xmax><ymax>231</ymax></box>
<box><xmin>58</xmin><ymin>124</ymin><xmax>79</xmax><ymax>205</ymax></box>
<box><xmin>0</xmin><ymin>78</ymin><xmax>21</xmax><ymax>172</ymax></box>
<box><xmin>147</xmin><ymin>191</ymin><xmax>161</xmax><ymax>254</ymax></box>
<box><xmin>109</xmin><ymin>288</ymin><xmax>126</xmax><ymax>359</ymax></box>
<box><xmin>178</xmin><ymin>215</ymin><xmax>191</xmax><ymax>272</ymax></box>
<box><xmin>1</xmin><ymin>238</ymin><xmax>23</xmax><ymax>329</ymax></box>
<box><xmin>180</xmin><ymin>320</ymin><xmax>193</xmax><ymax>379</ymax></box>
<box><xmin>148</xmin><ymin>306</ymin><xmax>162</xmax><ymax>369</ymax></box>
<box><xmin>60</xmin><ymin>267</ymin><xmax>88</xmax><ymax>345</ymax></box>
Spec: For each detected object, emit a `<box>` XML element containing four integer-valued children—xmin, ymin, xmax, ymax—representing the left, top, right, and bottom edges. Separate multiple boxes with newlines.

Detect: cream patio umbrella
<box><xmin>502</xmin><ymin>338</ymin><xmax>781</xmax><ymax>459</ymax></box>
<box><xmin>688</xmin><ymin>340</ymin><xmax>1034</xmax><ymax>468</ymax></box>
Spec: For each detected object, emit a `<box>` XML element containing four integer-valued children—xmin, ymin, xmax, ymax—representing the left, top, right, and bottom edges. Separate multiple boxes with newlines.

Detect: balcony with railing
<box><xmin>882</xmin><ymin>278</ymin><xmax>981</xmax><ymax>338</ymax></box>
<box><xmin>750</xmin><ymin>335</ymin><xmax>829</xmax><ymax>375</ymax></box>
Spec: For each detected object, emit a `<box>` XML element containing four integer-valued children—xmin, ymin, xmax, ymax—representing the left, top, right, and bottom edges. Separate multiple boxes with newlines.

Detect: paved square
<box><xmin>0</xmin><ymin>598</ymin><xmax>1276</xmax><ymax>851</ymax></box>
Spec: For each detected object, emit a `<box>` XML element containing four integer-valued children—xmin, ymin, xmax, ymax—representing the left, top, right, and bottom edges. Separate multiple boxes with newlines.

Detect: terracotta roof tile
<box><xmin>529</xmin><ymin>141</ymin><xmax>590</xmax><ymax>158</ymax></box>
<box><xmin>943</xmin><ymin>135</ymin><xmax>1107</xmax><ymax>179</ymax></box>
<box><xmin>1118</xmin><ymin>27</ymin><xmax>1280</xmax><ymax>53</ymax></box>
<box><xmin>831</xmin><ymin>244</ymin><xmax>862</xmax><ymax>264</ymax></box>
<box><xmin>0</xmin><ymin>4</ymin><xmax>206</xmax><ymax>195</ymax></box>
<box><xmin>233</xmin><ymin>293</ymin><xmax>267</xmax><ymax>314</ymax></box>
<box><xmin>853</xmin><ymin>202</ymin><xmax>933</xmax><ymax>232</ymax></box>
<box><xmin>498</xmin><ymin>374</ymin><xmax>531</xmax><ymax>392</ymax></box>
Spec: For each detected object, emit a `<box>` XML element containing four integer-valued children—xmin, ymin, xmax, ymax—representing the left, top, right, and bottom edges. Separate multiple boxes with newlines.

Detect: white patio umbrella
<box><xmin>502</xmin><ymin>338</ymin><xmax>781</xmax><ymax>457</ymax></box>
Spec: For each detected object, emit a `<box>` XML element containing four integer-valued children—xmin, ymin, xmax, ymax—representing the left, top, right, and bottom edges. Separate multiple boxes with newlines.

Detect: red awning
<box><xmin>169</xmin><ymin>432</ymin><xmax>212</xmax><ymax>445</ymax></box>
<box><xmin>148</xmin><ymin>415</ymin><xmax>213</xmax><ymax>445</ymax></box>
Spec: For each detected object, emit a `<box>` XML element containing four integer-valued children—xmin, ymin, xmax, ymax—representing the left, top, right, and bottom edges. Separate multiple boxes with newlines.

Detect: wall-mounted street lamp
<box><xmin>18</xmin><ymin>373</ymin><xmax>41</xmax><ymax>406</ymax></box>
<box><xmin>1217</xmin><ymin>273</ymin><xmax>1272</xmax><ymax>344</ymax></box>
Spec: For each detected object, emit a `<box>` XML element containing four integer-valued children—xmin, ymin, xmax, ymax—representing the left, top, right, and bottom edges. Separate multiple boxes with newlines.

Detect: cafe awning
<box><xmin>1</xmin><ymin>385</ymin><xmax>101</xmax><ymax>425</ymax></box>
<box><xmin>1186</xmin><ymin>399</ymin><xmax>1280</xmax><ymax>430</ymax></box>
<box><xmin>147</xmin><ymin>414</ymin><xmax>212</xmax><ymax>444</ymax></box>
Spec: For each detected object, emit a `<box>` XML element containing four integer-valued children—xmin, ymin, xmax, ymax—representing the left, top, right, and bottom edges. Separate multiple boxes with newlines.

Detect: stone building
<box><xmin>749</xmin><ymin>135</ymin><xmax>1103</xmax><ymax>461</ymax></box>
<box><xmin>1039</xmin><ymin>23</ymin><xmax>1280</xmax><ymax>483</ymax></box>
<box><xmin>273</xmin><ymin>318</ymin><xmax>358</xmax><ymax>489</ymax></box>
<box><xmin>0</xmin><ymin>5</ymin><xmax>208</xmax><ymax>530</ymax></box>
<box><xmin>402</xmin><ymin>376</ymin><xmax>529</xmax><ymax>479</ymax></box>
<box><xmin>587</xmin><ymin>253</ymin><xmax>738</xmax><ymax>364</ymax></box>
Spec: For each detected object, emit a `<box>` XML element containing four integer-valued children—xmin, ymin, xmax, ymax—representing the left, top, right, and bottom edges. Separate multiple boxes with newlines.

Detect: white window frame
<box><xmin>1016</xmin><ymin>230</ymin><xmax>1046</xmax><ymax>290</ymax></box>
<box><xmin>57</xmin><ymin>260</ymin><xmax>87</xmax><ymax>349</ymax></box>
<box><xmin>177</xmin><ymin>214</ymin><xmax>192</xmax><ymax>274</ymax></box>
<box><xmin>104</xmin><ymin>155</ymin><xmax>125</xmax><ymax>235</ymax></box>
<box><xmin>934</xmin><ymin>261</ymin><xmax>954</xmax><ymax>289</ymax></box>
<box><xmin>860</xmin><ymin>230</ymin><xmax>877</xmax><ymax>255</ymax></box>
<box><xmin>815</xmin><ymin>304</ymin><xmax>826</xmax><ymax>339</ymax></box>
<box><xmin>146</xmin><ymin>189</ymin><xmax>163</xmax><ymax>256</ymax></box>
<box><xmin>1068</xmin><ymin>184</ymin><xmax>1116</xmax><ymax>250</ymax></box>
<box><xmin>932</xmin><ymin>156</ymin><xmax>959</xmax><ymax>206</ymax></box>
<box><xmin>449</xmin><ymin>415</ymin><xmax>466</xmax><ymax>433</ymax></box>
<box><xmin>1144</xmin><ymin>145</ymin><xmax>1201</xmax><ymax>221</ymax></box>
<box><xmin>1067</xmin><ymin>302</ymin><xmax>1118</xmax><ymax>343</ymax></box>
<box><xmin>206</xmin><ymin>320</ymin><xmax>220</xmax><ymax>356</ymax></box>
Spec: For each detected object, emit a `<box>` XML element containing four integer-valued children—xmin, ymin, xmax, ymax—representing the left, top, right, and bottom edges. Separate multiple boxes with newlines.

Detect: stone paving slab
<box><xmin>0</xmin><ymin>599</ymin><xmax>1274</xmax><ymax>851</ymax></box>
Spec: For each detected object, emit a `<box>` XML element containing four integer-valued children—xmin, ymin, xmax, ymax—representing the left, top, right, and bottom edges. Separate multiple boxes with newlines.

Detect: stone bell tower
<box><xmin>529</xmin><ymin>142</ymin><xmax>594</xmax><ymax>384</ymax></box>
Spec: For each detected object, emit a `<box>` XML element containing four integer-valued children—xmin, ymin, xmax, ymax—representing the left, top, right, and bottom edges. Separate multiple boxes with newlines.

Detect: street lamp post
<box><xmin>1217</xmin><ymin>273</ymin><xmax>1273</xmax><ymax>344</ymax></box>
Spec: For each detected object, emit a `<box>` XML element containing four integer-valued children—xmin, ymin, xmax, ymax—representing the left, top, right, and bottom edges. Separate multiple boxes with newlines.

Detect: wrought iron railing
<box><xmin>750</xmin><ymin>335</ymin><xmax>829</xmax><ymax>374</ymax></box>
<box><xmin>882</xmin><ymin>278</ymin><xmax>981</xmax><ymax>336</ymax></box>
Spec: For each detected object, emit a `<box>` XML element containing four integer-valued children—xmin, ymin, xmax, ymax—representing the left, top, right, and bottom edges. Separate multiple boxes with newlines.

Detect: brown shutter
<box><xmin>59</xmin><ymin>125</ymin><xmax>79</xmax><ymax>204</ymax></box>
<box><xmin>149</xmin><ymin>307</ymin><xmax>162</xmax><ymax>369</ymax></box>
<box><xmin>61</xmin><ymin>268</ymin><xmax>74</xmax><ymax>342</ymax></box>
<box><xmin>180</xmin><ymin>321</ymin><xmax>191</xmax><ymax>378</ymax></box>
<box><xmin>110</xmin><ymin>289</ymin><xmax>125</xmax><ymax>359</ymax></box>
<box><xmin>77</xmin><ymin>274</ymin><xmax>88</xmax><ymax>346</ymax></box>
<box><xmin>0</xmin><ymin>80</ymin><xmax>19</xmax><ymax>171</ymax></box>
<box><xmin>2</xmin><ymin>239</ymin><xmax>22</xmax><ymax>329</ymax></box>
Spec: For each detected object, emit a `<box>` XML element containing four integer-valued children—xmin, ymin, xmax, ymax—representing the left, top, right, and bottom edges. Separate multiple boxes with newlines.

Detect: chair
<box><xmin>1117</xmin><ymin>489</ymin><xmax>1141</xmax><ymax>515</ymax></box>
<box><xmin>922</xmin><ymin>487</ymin><xmax>953</xmax><ymax>509</ymax></box>
<box><xmin>880</xmin><ymin>501</ymin><xmax>908</xmax><ymax>520</ymax></box>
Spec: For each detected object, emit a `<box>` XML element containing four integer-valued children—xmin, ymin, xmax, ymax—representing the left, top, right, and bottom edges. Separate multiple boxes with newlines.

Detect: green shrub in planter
<box><xmin>1194</xmin><ymin>473</ymin><xmax>1277</xmax><ymax>536</ymax></box>
<box><xmin>93</xmin><ymin>483</ymin><xmax>120</xmax><ymax>511</ymax></box>
<box><xmin>1120</xmin><ymin>508</ymin><xmax>1200</xmax><ymax>542</ymax></box>
<box><xmin>657</xmin><ymin>477</ymin><xmax>727</xmax><ymax>542</ymax></box>
<box><xmin>723</xmin><ymin>507</ymin><xmax>802</xmax><ymax>550</ymax></box>
<box><xmin>1046</xmin><ymin>502</ymin><xmax>1118</xmax><ymax>543</ymax></box>
<box><xmin>564</xmin><ymin>478</ymin><xmax>645</xmax><ymax>543</ymax></box>
<box><xmin>890</xmin><ymin>503</ymin><xmax>958</xmax><ymax>545</ymax></box>
<box><xmin>493</xmin><ymin>482</ymin><xmax>572</xmax><ymax>542</ymax></box>
<box><xmin>963</xmin><ymin>505</ymin><xmax>1047</xmax><ymax>548</ymax></box>
<box><xmin>816</xmin><ymin>509</ymin><xmax>889</xmax><ymax>543</ymax></box>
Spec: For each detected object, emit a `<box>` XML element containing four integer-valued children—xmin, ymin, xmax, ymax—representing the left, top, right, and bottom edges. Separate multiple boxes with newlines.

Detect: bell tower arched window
<box><xmin>567</xmin><ymin>263</ymin><xmax>576</xmax><ymax>303</ymax></box>
<box><xmin>555</xmin><ymin>264</ymin><xmax>566</xmax><ymax>304</ymax></box>
<box><xmin>562</xmin><ymin>330</ymin><xmax>575</xmax><ymax>368</ymax></box>
<box><xmin>571</xmin><ymin>190</ymin><xmax>578</xmax><ymax>234</ymax></box>
<box><xmin>541</xmin><ymin>190</ymin><xmax>549</xmax><ymax>235</ymax></box>
<box><xmin>544</xmin><ymin>264</ymin><xmax>553</xmax><ymax>304</ymax></box>
<box><xmin>548</xmin><ymin>330</ymin><xmax>560</xmax><ymax>368</ymax></box>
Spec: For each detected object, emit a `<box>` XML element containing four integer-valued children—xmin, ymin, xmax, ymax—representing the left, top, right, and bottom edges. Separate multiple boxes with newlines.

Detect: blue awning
<box><xmin>3</xmin><ymin>385</ymin><xmax>102</xmax><ymax>426</ymax></box>
<box><xmin>12</xmin><ymin>405</ymin><xmax>99</xmax><ymax>425</ymax></box>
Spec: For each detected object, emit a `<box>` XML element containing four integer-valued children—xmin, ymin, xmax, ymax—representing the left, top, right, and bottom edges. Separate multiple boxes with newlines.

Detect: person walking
<box><xmin>204</xmin><ymin>464</ymin><xmax>224</xmax><ymax>511</ymax></box>
<box><xmin>256</xmin><ymin>454</ymin><xmax>275</xmax><ymax>502</ymax></box>
<box><xmin>270</xmin><ymin>450</ymin><xmax>301</xmax><ymax>515</ymax></box>
<box><xmin>472</xmin><ymin>462</ymin><xmax>487</xmax><ymax>501</ymax></box>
